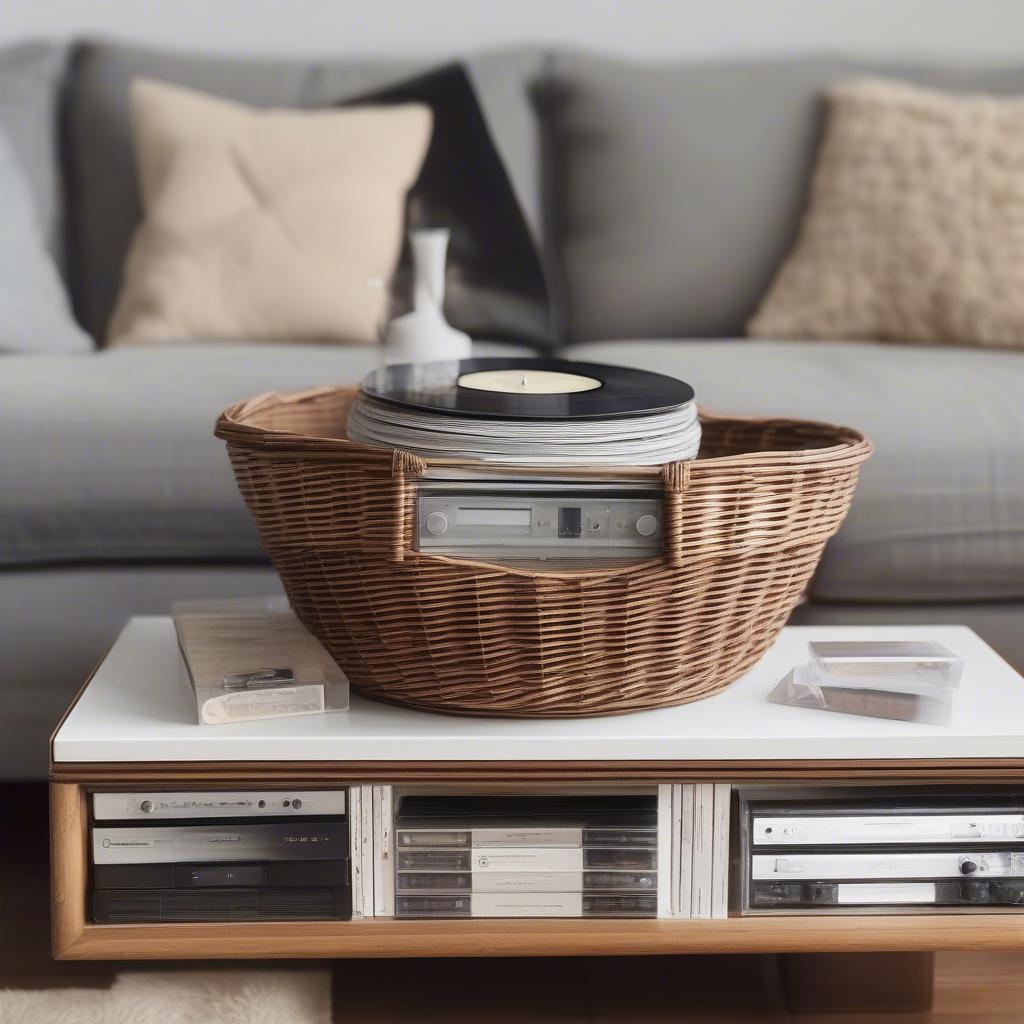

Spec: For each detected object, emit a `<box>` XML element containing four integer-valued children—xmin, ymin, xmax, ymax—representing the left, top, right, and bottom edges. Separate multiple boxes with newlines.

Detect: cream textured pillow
<box><xmin>107</xmin><ymin>79</ymin><xmax>431</xmax><ymax>346</ymax></box>
<box><xmin>748</xmin><ymin>78</ymin><xmax>1024</xmax><ymax>349</ymax></box>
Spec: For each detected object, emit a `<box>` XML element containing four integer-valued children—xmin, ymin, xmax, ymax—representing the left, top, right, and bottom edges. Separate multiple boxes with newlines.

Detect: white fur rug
<box><xmin>0</xmin><ymin>969</ymin><xmax>331</xmax><ymax>1024</ymax></box>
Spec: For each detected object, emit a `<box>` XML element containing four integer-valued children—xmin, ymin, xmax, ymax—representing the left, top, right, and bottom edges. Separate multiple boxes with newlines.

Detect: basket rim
<box><xmin>214</xmin><ymin>385</ymin><xmax>874</xmax><ymax>471</ymax></box>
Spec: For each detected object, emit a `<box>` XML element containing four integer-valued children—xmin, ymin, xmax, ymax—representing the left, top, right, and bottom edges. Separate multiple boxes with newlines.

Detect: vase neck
<box><xmin>410</xmin><ymin>228</ymin><xmax>450</xmax><ymax>312</ymax></box>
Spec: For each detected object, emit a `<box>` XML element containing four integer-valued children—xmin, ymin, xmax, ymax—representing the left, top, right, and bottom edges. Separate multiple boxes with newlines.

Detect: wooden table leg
<box><xmin>778</xmin><ymin>952</ymin><xmax>935</xmax><ymax>1015</ymax></box>
<box><xmin>50</xmin><ymin>783</ymin><xmax>88</xmax><ymax>959</ymax></box>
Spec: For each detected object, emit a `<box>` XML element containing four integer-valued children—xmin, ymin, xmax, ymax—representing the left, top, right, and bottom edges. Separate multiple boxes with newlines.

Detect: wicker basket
<box><xmin>215</xmin><ymin>387</ymin><xmax>872</xmax><ymax>718</ymax></box>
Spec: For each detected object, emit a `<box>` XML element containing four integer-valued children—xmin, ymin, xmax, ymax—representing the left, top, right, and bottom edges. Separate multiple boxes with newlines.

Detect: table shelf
<box><xmin>50</xmin><ymin>776</ymin><xmax>1024</xmax><ymax>961</ymax></box>
<box><xmin>55</xmin><ymin>913</ymin><xmax>1024</xmax><ymax>961</ymax></box>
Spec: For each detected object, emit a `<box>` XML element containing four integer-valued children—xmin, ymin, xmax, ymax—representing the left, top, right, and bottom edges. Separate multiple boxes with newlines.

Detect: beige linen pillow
<box><xmin>748</xmin><ymin>78</ymin><xmax>1024</xmax><ymax>349</ymax></box>
<box><xmin>107</xmin><ymin>79</ymin><xmax>431</xmax><ymax>346</ymax></box>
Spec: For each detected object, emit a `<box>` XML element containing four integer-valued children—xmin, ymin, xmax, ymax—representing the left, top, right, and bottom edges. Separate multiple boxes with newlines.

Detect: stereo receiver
<box><xmin>739</xmin><ymin>787</ymin><xmax>1024</xmax><ymax>915</ymax></box>
<box><xmin>416</xmin><ymin>479</ymin><xmax>663</xmax><ymax>561</ymax></box>
<box><xmin>90</xmin><ymin>790</ymin><xmax>351</xmax><ymax>923</ymax></box>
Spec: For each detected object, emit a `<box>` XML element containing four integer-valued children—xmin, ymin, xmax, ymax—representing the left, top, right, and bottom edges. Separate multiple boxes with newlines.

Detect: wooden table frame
<box><xmin>50</xmin><ymin>758</ymin><xmax>1024</xmax><ymax>962</ymax></box>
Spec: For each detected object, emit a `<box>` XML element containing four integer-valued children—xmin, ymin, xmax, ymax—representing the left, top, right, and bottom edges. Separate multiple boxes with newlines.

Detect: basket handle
<box><xmin>660</xmin><ymin>460</ymin><xmax>691</xmax><ymax>568</ymax></box>
<box><xmin>390</xmin><ymin>449</ymin><xmax>427</xmax><ymax>563</ymax></box>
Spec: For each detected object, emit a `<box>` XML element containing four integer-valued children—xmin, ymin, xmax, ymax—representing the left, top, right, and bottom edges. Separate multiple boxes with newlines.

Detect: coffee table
<box><xmin>49</xmin><ymin>618</ymin><xmax>1024</xmax><ymax>1008</ymax></box>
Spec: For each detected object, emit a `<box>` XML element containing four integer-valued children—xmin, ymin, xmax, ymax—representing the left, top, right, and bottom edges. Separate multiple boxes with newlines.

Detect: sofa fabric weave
<box><xmin>3</xmin><ymin>338</ymin><xmax>1022</xmax><ymax>607</ymax></box>
<box><xmin>548</xmin><ymin>53</ymin><xmax>1024</xmax><ymax>344</ymax></box>
<box><xmin>0</xmin><ymin>42</ymin><xmax>67</xmax><ymax>259</ymax></box>
<box><xmin>566</xmin><ymin>339</ymin><xmax>1024</xmax><ymax>604</ymax></box>
<box><xmin>0</xmin><ymin>130</ymin><xmax>91</xmax><ymax>354</ymax></box>
<box><xmin>0</xmin><ymin>342</ymin><xmax>529</xmax><ymax>568</ymax></box>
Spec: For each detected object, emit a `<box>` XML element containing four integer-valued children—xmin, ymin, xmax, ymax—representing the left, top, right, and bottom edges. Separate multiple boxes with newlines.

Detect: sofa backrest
<box><xmin>546</xmin><ymin>52</ymin><xmax>1024</xmax><ymax>343</ymax></box>
<box><xmin>59</xmin><ymin>43</ymin><xmax>1024</xmax><ymax>346</ymax></box>
<box><xmin>62</xmin><ymin>40</ymin><xmax>547</xmax><ymax>342</ymax></box>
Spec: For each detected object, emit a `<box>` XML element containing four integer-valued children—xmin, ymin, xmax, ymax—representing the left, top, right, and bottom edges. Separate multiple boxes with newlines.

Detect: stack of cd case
<box><xmin>393</xmin><ymin>795</ymin><xmax>658</xmax><ymax>918</ymax></box>
<box><xmin>768</xmin><ymin>641</ymin><xmax>963</xmax><ymax>725</ymax></box>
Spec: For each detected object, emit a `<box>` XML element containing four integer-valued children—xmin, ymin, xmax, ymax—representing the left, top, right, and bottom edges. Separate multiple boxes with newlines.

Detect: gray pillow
<box><xmin>0</xmin><ymin>42</ymin><xmax>67</xmax><ymax>258</ymax></box>
<box><xmin>0</xmin><ymin>130</ymin><xmax>92</xmax><ymax>354</ymax></box>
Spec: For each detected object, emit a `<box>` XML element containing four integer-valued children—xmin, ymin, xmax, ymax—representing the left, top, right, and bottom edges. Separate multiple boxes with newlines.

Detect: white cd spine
<box><xmin>470</xmin><ymin>892</ymin><xmax>585</xmax><ymax>918</ymax></box>
<box><xmin>690</xmin><ymin>783</ymin><xmax>714</xmax><ymax>919</ymax></box>
<box><xmin>348</xmin><ymin>787</ymin><xmax>363</xmax><ymax>919</ymax></box>
<box><xmin>471</xmin><ymin>828</ymin><xmax>583</xmax><ymax>848</ymax></box>
<box><xmin>358</xmin><ymin>785</ymin><xmax>376</xmax><ymax>918</ymax></box>
<box><xmin>711</xmin><ymin>783</ymin><xmax>732</xmax><ymax>919</ymax></box>
<box><xmin>677</xmin><ymin>784</ymin><xmax>694</xmax><ymax>919</ymax></box>
<box><xmin>472</xmin><ymin>847</ymin><xmax>584</xmax><ymax>872</ymax></box>
<box><xmin>669</xmin><ymin>785</ymin><xmax>681</xmax><ymax>917</ymax></box>
<box><xmin>657</xmin><ymin>784</ymin><xmax>673</xmax><ymax>918</ymax></box>
<box><xmin>372</xmin><ymin>785</ymin><xmax>395</xmax><ymax>917</ymax></box>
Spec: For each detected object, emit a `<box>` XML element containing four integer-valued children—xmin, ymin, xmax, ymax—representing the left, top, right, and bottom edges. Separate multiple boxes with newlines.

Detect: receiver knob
<box><xmin>140</xmin><ymin>800</ymin><xmax>154</xmax><ymax>814</ymax></box>
<box><xmin>635</xmin><ymin>514</ymin><xmax>659</xmax><ymax>537</ymax></box>
<box><xmin>960</xmin><ymin>860</ymin><xmax>979</xmax><ymax>875</ymax></box>
<box><xmin>425</xmin><ymin>512</ymin><xmax>449</xmax><ymax>536</ymax></box>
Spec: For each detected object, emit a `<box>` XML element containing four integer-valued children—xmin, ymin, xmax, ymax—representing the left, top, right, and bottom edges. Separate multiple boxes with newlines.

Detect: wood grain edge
<box><xmin>50</xmin><ymin>782</ymin><xmax>88</xmax><ymax>960</ymax></box>
<box><xmin>54</xmin><ymin>914</ymin><xmax>1024</xmax><ymax>961</ymax></box>
<box><xmin>49</xmin><ymin>759</ymin><xmax>1024</xmax><ymax>787</ymax></box>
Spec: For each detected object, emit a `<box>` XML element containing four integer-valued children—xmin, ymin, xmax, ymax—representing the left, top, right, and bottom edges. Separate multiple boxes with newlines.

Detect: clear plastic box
<box><xmin>768</xmin><ymin>641</ymin><xmax>962</xmax><ymax>725</ymax></box>
<box><xmin>809</xmin><ymin>641</ymin><xmax>963</xmax><ymax>689</ymax></box>
<box><xmin>173</xmin><ymin>597</ymin><xmax>349</xmax><ymax>725</ymax></box>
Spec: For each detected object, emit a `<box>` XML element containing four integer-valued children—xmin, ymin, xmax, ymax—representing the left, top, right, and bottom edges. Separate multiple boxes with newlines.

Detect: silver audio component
<box><xmin>90</xmin><ymin>790</ymin><xmax>352</xmax><ymax>923</ymax></box>
<box><xmin>93</xmin><ymin>791</ymin><xmax>346</xmax><ymax>821</ymax></box>
<box><xmin>749</xmin><ymin>879</ymin><xmax>1024</xmax><ymax>909</ymax></box>
<box><xmin>739</xmin><ymin>787</ymin><xmax>1024</xmax><ymax>915</ymax></box>
<box><xmin>752</xmin><ymin>813</ymin><xmax>1024</xmax><ymax>846</ymax></box>
<box><xmin>416</xmin><ymin>479</ymin><xmax>663</xmax><ymax>560</ymax></box>
<box><xmin>752</xmin><ymin>850</ymin><xmax>1024</xmax><ymax>881</ymax></box>
<box><xmin>92</xmin><ymin>820</ymin><xmax>348</xmax><ymax>865</ymax></box>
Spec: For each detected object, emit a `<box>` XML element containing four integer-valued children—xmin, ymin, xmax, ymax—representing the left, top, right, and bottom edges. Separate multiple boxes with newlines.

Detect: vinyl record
<box><xmin>360</xmin><ymin>358</ymin><xmax>695</xmax><ymax>421</ymax></box>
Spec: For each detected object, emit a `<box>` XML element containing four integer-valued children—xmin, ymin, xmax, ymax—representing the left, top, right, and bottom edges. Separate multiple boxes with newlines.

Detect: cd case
<box><xmin>172</xmin><ymin>598</ymin><xmax>349</xmax><ymax>725</ymax></box>
<box><xmin>768</xmin><ymin>640</ymin><xmax>962</xmax><ymax>725</ymax></box>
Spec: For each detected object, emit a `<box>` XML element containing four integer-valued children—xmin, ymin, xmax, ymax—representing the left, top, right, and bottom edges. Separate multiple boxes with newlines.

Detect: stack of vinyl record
<box><xmin>393</xmin><ymin>794</ymin><xmax>658</xmax><ymax>918</ymax></box>
<box><xmin>346</xmin><ymin>358</ymin><xmax>701</xmax><ymax>467</ymax></box>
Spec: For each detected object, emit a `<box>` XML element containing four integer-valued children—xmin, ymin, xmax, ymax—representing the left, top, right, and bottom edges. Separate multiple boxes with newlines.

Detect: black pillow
<box><xmin>346</xmin><ymin>63</ymin><xmax>551</xmax><ymax>349</ymax></box>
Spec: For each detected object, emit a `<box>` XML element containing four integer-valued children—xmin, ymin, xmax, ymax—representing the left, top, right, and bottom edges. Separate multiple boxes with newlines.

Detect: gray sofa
<box><xmin>2</xmin><ymin>40</ymin><xmax>1022</xmax><ymax>779</ymax></box>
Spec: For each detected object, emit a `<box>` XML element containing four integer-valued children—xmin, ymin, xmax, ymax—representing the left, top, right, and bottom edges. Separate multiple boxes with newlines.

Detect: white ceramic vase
<box><xmin>382</xmin><ymin>228</ymin><xmax>472</xmax><ymax>365</ymax></box>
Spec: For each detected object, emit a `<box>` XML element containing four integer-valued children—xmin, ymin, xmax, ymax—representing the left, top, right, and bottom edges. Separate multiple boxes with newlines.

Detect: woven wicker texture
<box><xmin>216</xmin><ymin>387</ymin><xmax>872</xmax><ymax>718</ymax></box>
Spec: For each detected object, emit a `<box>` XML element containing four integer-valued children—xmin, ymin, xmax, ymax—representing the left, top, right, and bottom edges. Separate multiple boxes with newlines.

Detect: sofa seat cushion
<box><xmin>566</xmin><ymin>340</ymin><xmax>1024</xmax><ymax>603</ymax></box>
<box><xmin>0</xmin><ymin>342</ymin><xmax>523</xmax><ymax>567</ymax></box>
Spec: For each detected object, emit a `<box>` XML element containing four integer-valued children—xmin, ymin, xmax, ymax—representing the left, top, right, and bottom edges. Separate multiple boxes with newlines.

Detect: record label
<box><xmin>456</xmin><ymin>368</ymin><xmax>602</xmax><ymax>395</ymax></box>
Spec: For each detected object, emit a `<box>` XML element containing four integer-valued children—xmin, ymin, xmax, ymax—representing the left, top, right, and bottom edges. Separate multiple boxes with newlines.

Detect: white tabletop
<box><xmin>52</xmin><ymin>617</ymin><xmax>1024</xmax><ymax>764</ymax></box>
